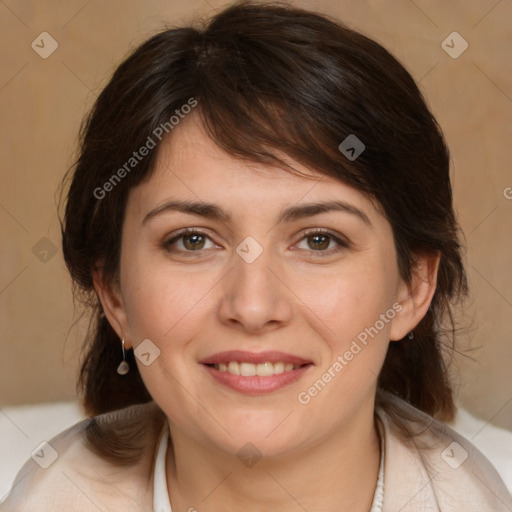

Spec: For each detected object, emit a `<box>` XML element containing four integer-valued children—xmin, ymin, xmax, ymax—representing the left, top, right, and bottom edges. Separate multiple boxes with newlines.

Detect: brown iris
<box><xmin>182</xmin><ymin>233</ymin><xmax>206</xmax><ymax>250</ymax></box>
<box><xmin>307</xmin><ymin>234</ymin><xmax>330</xmax><ymax>250</ymax></box>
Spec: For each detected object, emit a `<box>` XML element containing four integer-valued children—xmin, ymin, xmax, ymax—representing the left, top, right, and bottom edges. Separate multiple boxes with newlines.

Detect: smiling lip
<box><xmin>199</xmin><ymin>351</ymin><xmax>313</xmax><ymax>395</ymax></box>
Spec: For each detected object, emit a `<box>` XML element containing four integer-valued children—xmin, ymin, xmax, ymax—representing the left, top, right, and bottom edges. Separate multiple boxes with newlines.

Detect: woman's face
<box><xmin>103</xmin><ymin>115</ymin><xmax>419</xmax><ymax>458</ymax></box>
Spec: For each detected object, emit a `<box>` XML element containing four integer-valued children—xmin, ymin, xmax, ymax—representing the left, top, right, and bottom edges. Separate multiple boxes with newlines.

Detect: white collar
<box><xmin>153</xmin><ymin>419</ymin><xmax>385</xmax><ymax>512</ymax></box>
<box><xmin>371</xmin><ymin>413</ymin><xmax>385</xmax><ymax>512</ymax></box>
<box><xmin>153</xmin><ymin>423</ymin><xmax>172</xmax><ymax>512</ymax></box>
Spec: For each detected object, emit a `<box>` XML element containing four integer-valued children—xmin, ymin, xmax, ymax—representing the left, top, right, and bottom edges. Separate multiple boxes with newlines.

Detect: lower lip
<box><xmin>202</xmin><ymin>364</ymin><xmax>312</xmax><ymax>394</ymax></box>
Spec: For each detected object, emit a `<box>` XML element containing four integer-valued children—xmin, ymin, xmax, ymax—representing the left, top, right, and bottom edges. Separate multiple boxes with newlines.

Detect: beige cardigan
<box><xmin>2</xmin><ymin>394</ymin><xmax>512</xmax><ymax>511</ymax></box>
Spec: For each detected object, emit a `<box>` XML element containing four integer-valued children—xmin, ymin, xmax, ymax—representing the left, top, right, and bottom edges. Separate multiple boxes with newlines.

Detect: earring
<box><xmin>116</xmin><ymin>338</ymin><xmax>130</xmax><ymax>375</ymax></box>
<box><xmin>407</xmin><ymin>331</ymin><xmax>414</xmax><ymax>340</ymax></box>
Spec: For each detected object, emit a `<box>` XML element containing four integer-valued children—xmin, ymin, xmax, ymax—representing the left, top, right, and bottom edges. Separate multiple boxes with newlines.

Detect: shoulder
<box><xmin>377</xmin><ymin>393</ymin><xmax>512</xmax><ymax>511</ymax></box>
<box><xmin>0</xmin><ymin>401</ymin><xmax>166</xmax><ymax>512</ymax></box>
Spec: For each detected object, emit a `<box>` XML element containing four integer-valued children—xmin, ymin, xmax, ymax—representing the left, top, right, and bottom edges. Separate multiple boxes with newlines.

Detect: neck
<box><xmin>165</xmin><ymin>402</ymin><xmax>381</xmax><ymax>512</ymax></box>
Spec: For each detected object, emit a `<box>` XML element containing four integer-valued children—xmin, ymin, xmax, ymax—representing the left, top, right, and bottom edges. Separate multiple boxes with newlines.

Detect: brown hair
<box><xmin>60</xmin><ymin>1</ymin><xmax>467</xmax><ymax>459</ymax></box>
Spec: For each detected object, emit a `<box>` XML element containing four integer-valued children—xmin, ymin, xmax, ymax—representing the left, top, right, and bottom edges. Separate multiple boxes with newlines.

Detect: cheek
<box><xmin>294</xmin><ymin>258</ymin><xmax>397</xmax><ymax>349</ymax></box>
<box><xmin>121</xmin><ymin>254</ymin><xmax>216</xmax><ymax>343</ymax></box>
<box><xmin>295</xmin><ymin>274</ymin><xmax>394</xmax><ymax>415</ymax></box>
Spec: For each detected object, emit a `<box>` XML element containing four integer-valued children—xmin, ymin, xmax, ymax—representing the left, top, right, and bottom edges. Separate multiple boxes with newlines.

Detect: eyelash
<box><xmin>162</xmin><ymin>228</ymin><xmax>349</xmax><ymax>256</ymax></box>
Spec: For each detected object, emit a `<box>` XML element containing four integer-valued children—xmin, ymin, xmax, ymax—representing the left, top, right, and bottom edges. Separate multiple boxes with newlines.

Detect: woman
<box><xmin>2</xmin><ymin>1</ymin><xmax>511</xmax><ymax>511</ymax></box>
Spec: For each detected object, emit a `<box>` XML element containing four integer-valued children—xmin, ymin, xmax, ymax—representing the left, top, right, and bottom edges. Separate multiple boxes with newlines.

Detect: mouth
<box><xmin>199</xmin><ymin>351</ymin><xmax>313</xmax><ymax>394</ymax></box>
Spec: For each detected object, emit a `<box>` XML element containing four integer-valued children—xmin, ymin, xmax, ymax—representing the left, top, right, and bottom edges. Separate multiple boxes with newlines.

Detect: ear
<box><xmin>389</xmin><ymin>251</ymin><xmax>441</xmax><ymax>341</ymax></box>
<box><xmin>92</xmin><ymin>267</ymin><xmax>131</xmax><ymax>349</ymax></box>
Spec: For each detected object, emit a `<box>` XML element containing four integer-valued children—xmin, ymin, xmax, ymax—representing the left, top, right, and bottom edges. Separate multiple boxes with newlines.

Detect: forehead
<box><xmin>152</xmin><ymin>114</ymin><xmax>322</xmax><ymax>187</ymax></box>
<box><xmin>126</xmin><ymin>114</ymin><xmax>383</xmax><ymax>226</ymax></box>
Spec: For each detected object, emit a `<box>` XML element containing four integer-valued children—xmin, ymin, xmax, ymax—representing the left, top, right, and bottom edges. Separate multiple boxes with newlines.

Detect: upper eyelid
<box><xmin>165</xmin><ymin>227</ymin><xmax>217</xmax><ymax>243</ymax></box>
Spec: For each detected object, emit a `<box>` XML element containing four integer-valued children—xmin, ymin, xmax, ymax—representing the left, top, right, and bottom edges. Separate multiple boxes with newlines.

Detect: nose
<box><xmin>217</xmin><ymin>244</ymin><xmax>293</xmax><ymax>334</ymax></box>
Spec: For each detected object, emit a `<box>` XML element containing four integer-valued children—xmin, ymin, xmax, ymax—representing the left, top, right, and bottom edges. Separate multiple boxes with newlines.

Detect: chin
<box><xmin>205</xmin><ymin>412</ymin><xmax>310</xmax><ymax>458</ymax></box>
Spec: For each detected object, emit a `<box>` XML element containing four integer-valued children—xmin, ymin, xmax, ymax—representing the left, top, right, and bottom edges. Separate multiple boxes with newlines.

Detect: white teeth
<box><xmin>228</xmin><ymin>361</ymin><xmax>240</xmax><ymax>375</ymax></box>
<box><xmin>256</xmin><ymin>362</ymin><xmax>274</xmax><ymax>377</ymax></box>
<box><xmin>273</xmin><ymin>362</ymin><xmax>284</xmax><ymax>374</ymax></box>
<box><xmin>213</xmin><ymin>361</ymin><xmax>304</xmax><ymax>376</ymax></box>
<box><xmin>240</xmin><ymin>362</ymin><xmax>256</xmax><ymax>376</ymax></box>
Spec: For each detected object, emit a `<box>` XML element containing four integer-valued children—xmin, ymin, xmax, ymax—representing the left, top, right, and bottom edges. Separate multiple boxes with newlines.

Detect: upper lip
<box><xmin>199</xmin><ymin>350</ymin><xmax>312</xmax><ymax>365</ymax></box>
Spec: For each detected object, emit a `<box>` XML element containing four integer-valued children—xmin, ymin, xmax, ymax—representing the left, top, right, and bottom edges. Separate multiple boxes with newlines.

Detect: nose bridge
<box><xmin>235</xmin><ymin>242</ymin><xmax>273</xmax><ymax>295</ymax></box>
<box><xmin>219</xmin><ymin>236</ymin><xmax>291</xmax><ymax>331</ymax></box>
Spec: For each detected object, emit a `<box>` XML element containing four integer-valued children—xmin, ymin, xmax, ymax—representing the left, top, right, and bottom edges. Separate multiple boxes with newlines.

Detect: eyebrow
<box><xmin>142</xmin><ymin>199</ymin><xmax>372</xmax><ymax>227</ymax></box>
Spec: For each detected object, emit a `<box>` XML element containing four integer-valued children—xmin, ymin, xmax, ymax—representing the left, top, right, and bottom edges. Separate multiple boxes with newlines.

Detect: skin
<box><xmin>94</xmin><ymin>113</ymin><xmax>439</xmax><ymax>512</ymax></box>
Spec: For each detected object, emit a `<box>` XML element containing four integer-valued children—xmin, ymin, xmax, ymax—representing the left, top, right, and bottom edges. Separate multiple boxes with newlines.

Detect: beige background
<box><xmin>0</xmin><ymin>0</ymin><xmax>511</xmax><ymax>431</ymax></box>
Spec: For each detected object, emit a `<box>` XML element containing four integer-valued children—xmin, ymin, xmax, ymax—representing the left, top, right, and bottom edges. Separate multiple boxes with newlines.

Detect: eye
<box><xmin>163</xmin><ymin>229</ymin><xmax>217</xmax><ymax>253</ymax></box>
<box><xmin>295</xmin><ymin>229</ymin><xmax>348</xmax><ymax>254</ymax></box>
